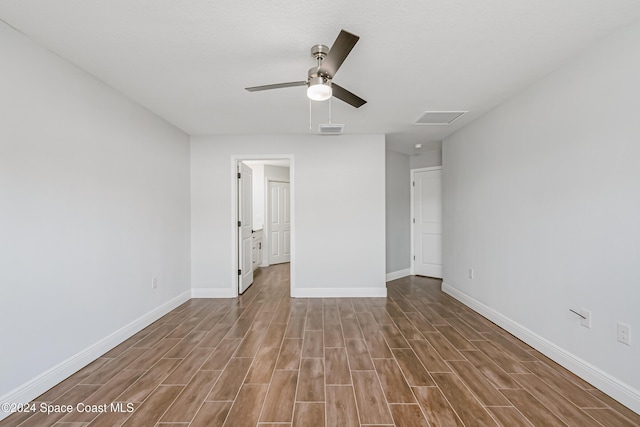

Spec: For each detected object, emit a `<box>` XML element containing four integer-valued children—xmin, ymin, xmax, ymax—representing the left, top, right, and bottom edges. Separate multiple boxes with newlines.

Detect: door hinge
<box><xmin>238</xmin><ymin>220</ymin><xmax>241</xmax><ymax>227</ymax></box>
<box><xmin>238</xmin><ymin>269</ymin><xmax>241</xmax><ymax>276</ymax></box>
<box><xmin>412</xmin><ymin>181</ymin><xmax>415</xmax><ymax>187</ymax></box>
<box><xmin>413</xmin><ymin>255</ymin><xmax>415</xmax><ymax>260</ymax></box>
<box><xmin>237</xmin><ymin>172</ymin><xmax>241</xmax><ymax>179</ymax></box>
<box><xmin>413</xmin><ymin>218</ymin><xmax>415</xmax><ymax>223</ymax></box>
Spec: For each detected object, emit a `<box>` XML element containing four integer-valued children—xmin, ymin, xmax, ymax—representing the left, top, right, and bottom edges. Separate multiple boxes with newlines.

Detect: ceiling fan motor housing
<box><xmin>311</xmin><ymin>44</ymin><xmax>330</xmax><ymax>60</ymax></box>
<box><xmin>308</xmin><ymin>75</ymin><xmax>331</xmax><ymax>88</ymax></box>
<box><xmin>308</xmin><ymin>68</ymin><xmax>331</xmax><ymax>84</ymax></box>
<box><xmin>310</xmin><ymin>44</ymin><xmax>332</xmax><ymax>80</ymax></box>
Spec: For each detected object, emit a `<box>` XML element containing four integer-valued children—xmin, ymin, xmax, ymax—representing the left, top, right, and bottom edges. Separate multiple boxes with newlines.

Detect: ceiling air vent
<box><xmin>318</xmin><ymin>124</ymin><xmax>345</xmax><ymax>135</ymax></box>
<box><xmin>414</xmin><ymin>111</ymin><xmax>467</xmax><ymax>125</ymax></box>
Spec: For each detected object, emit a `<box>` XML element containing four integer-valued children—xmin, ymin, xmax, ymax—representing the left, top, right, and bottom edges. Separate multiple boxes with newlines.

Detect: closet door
<box><xmin>413</xmin><ymin>168</ymin><xmax>442</xmax><ymax>278</ymax></box>
<box><xmin>268</xmin><ymin>181</ymin><xmax>290</xmax><ymax>265</ymax></box>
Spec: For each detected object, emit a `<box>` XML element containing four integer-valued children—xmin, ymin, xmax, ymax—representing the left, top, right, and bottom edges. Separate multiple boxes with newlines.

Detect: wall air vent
<box><xmin>414</xmin><ymin>111</ymin><xmax>467</xmax><ymax>125</ymax></box>
<box><xmin>318</xmin><ymin>124</ymin><xmax>345</xmax><ymax>135</ymax></box>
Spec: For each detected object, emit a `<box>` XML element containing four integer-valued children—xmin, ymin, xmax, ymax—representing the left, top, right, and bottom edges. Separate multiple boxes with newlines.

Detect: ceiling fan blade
<box><xmin>245</xmin><ymin>81</ymin><xmax>307</xmax><ymax>92</ymax></box>
<box><xmin>331</xmin><ymin>83</ymin><xmax>367</xmax><ymax>108</ymax></box>
<box><xmin>320</xmin><ymin>30</ymin><xmax>359</xmax><ymax>78</ymax></box>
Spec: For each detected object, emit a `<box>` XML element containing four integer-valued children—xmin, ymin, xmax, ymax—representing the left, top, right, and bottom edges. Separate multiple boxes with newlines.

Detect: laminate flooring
<box><xmin>2</xmin><ymin>264</ymin><xmax>639</xmax><ymax>426</ymax></box>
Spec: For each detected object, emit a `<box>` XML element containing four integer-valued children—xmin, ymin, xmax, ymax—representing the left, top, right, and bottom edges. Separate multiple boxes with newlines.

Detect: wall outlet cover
<box><xmin>580</xmin><ymin>308</ymin><xmax>591</xmax><ymax>329</ymax></box>
<box><xmin>617</xmin><ymin>322</ymin><xmax>631</xmax><ymax>346</ymax></box>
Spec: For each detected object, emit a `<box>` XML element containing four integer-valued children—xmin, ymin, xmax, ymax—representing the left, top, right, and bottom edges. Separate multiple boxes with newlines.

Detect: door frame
<box><xmin>231</xmin><ymin>154</ymin><xmax>295</xmax><ymax>297</ymax></box>
<box><xmin>410</xmin><ymin>166</ymin><xmax>442</xmax><ymax>276</ymax></box>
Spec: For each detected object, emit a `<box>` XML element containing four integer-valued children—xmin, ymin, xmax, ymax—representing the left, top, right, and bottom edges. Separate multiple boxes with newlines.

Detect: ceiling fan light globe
<box><xmin>307</xmin><ymin>78</ymin><xmax>332</xmax><ymax>101</ymax></box>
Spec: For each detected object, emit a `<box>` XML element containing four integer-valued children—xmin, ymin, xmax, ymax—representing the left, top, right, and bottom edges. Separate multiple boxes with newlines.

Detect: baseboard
<box><xmin>191</xmin><ymin>288</ymin><xmax>236</xmax><ymax>298</ymax></box>
<box><xmin>291</xmin><ymin>287</ymin><xmax>387</xmax><ymax>298</ymax></box>
<box><xmin>386</xmin><ymin>269</ymin><xmax>411</xmax><ymax>282</ymax></box>
<box><xmin>0</xmin><ymin>290</ymin><xmax>191</xmax><ymax>421</ymax></box>
<box><xmin>441</xmin><ymin>282</ymin><xmax>640</xmax><ymax>414</ymax></box>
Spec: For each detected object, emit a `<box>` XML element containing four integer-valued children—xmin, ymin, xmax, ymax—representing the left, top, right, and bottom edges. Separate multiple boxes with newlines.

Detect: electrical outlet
<box><xmin>617</xmin><ymin>322</ymin><xmax>631</xmax><ymax>346</ymax></box>
<box><xmin>152</xmin><ymin>277</ymin><xmax>158</xmax><ymax>290</ymax></box>
<box><xmin>468</xmin><ymin>268</ymin><xmax>474</xmax><ymax>279</ymax></box>
<box><xmin>580</xmin><ymin>309</ymin><xmax>591</xmax><ymax>329</ymax></box>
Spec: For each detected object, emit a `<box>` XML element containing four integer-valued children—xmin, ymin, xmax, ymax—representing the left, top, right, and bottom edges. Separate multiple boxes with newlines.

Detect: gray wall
<box><xmin>0</xmin><ymin>21</ymin><xmax>191</xmax><ymax>406</ymax></box>
<box><xmin>410</xmin><ymin>149</ymin><xmax>442</xmax><ymax>169</ymax></box>
<box><xmin>442</xmin><ymin>20</ymin><xmax>640</xmax><ymax>411</ymax></box>
<box><xmin>190</xmin><ymin>134</ymin><xmax>387</xmax><ymax>297</ymax></box>
<box><xmin>385</xmin><ymin>150</ymin><xmax>411</xmax><ymax>275</ymax></box>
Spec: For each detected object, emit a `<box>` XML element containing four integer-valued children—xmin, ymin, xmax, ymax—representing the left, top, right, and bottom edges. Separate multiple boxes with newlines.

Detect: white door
<box><xmin>238</xmin><ymin>162</ymin><xmax>253</xmax><ymax>293</ymax></box>
<box><xmin>268</xmin><ymin>181</ymin><xmax>290</xmax><ymax>265</ymax></box>
<box><xmin>413</xmin><ymin>168</ymin><xmax>442</xmax><ymax>278</ymax></box>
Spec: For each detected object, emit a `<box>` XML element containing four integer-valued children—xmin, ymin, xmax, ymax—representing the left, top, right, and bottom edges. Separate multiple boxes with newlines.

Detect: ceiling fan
<box><xmin>245</xmin><ymin>29</ymin><xmax>367</xmax><ymax>108</ymax></box>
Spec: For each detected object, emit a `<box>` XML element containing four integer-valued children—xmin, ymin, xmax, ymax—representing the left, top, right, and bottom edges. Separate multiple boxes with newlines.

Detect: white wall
<box><xmin>442</xmin><ymin>20</ymin><xmax>640</xmax><ymax>412</ymax></box>
<box><xmin>190</xmin><ymin>134</ymin><xmax>386</xmax><ymax>298</ymax></box>
<box><xmin>0</xmin><ymin>21</ymin><xmax>191</xmax><ymax>411</ymax></box>
<box><xmin>410</xmin><ymin>149</ymin><xmax>442</xmax><ymax>169</ymax></box>
<box><xmin>264</xmin><ymin>165</ymin><xmax>290</xmax><ymax>183</ymax></box>
<box><xmin>385</xmin><ymin>151</ymin><xmax>411</xmax><ymax>277</ymax></box>
<box><xmin>247</xmin><ymin>162</ymin><xmax>265</xmax><ymax>229</ymax></box>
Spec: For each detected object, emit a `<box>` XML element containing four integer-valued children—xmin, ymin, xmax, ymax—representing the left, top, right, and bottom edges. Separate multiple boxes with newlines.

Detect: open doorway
<box><xmin>233</xmin><ymin>156</ymin><xmax>293</xmax><ymax>296</ymax></box>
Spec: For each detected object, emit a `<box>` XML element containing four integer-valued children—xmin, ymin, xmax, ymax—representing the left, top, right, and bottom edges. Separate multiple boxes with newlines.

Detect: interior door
<box><xmin>268</xmin><ymin>181</ymin><xmax>290</xmax><ymax>265</ymax></box>
<box><xmin>413</xmin><ymin>168</ymin><xmax>442</xmax><ymax>278</ymax></box>
<box><xmin>238</xmin><ymin>162</ymin><xmax>253</xmax><ymax>293</ymax></box>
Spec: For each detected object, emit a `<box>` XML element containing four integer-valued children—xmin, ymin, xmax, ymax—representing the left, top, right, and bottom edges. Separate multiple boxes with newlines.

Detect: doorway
<box><xmin>411</xmin><ymin>167</ymin><xmax>442</xmax><ymax>278</ymax></box>
<box><xmin>233</xmin><ymin>156</ymin><xmax>293</xmax><ymax>296</ymax></box>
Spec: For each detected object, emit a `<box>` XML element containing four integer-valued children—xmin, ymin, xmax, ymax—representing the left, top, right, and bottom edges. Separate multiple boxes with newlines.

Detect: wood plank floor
<box><xmin>3</xmin><ymin>264</ymin><xmax>639</xmax><ymax>426</ymax></box>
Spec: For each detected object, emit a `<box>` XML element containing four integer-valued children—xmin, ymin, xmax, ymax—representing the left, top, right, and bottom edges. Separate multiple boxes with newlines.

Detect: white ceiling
<box><xmin>2</xmin><ymin>0</ymin><xmax>640</xmax><ymax>155</ymax></box>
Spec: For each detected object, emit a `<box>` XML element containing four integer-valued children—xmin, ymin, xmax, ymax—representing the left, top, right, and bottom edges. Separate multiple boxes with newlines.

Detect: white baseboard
<box><xmin>291</xmin><ymin>287</ymin><xmax>387</xmax><ymax>298</ymax></box>
<box><xmin>441</xmin><ymin>282</ymin><xmax>640</xmax><ymax>414</ymax></box>
<box><xmin>386</xmin><ymin>269</ymin><xmax>411</xmax><ymax>282</ymax></box>
<box><xmin>191</xmin><ymin>288</ymin><xmax>236</xmax><ymax>298</ymax></box>
<box><xmin>0</xmin><ymin>291</ymin><xmax>191</xmax><ymax>421</ymax></box>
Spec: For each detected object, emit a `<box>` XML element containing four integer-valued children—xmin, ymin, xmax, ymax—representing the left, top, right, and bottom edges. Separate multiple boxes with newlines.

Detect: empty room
<box><xmin>1</xmin><ymin>1</ymin><xmax>639</xmax><ymax>426</ymax></box>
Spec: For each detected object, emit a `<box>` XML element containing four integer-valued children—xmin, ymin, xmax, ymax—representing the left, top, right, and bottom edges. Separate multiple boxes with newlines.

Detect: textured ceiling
<box><xmin>2</xmin><ymin>0</ymin><xmax>640</xmax><ymax>154</ymax></box>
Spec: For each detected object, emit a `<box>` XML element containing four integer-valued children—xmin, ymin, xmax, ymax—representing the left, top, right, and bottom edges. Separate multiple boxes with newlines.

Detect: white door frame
<box><xmin>410</xmin><ymin>166</ymin><xmax>442</xmax><ymax>276</ymax></box>
<box><xmin>231</xmin><ymin>155</ymin><xmax>295</xmax><ymax>297</ymax></box>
